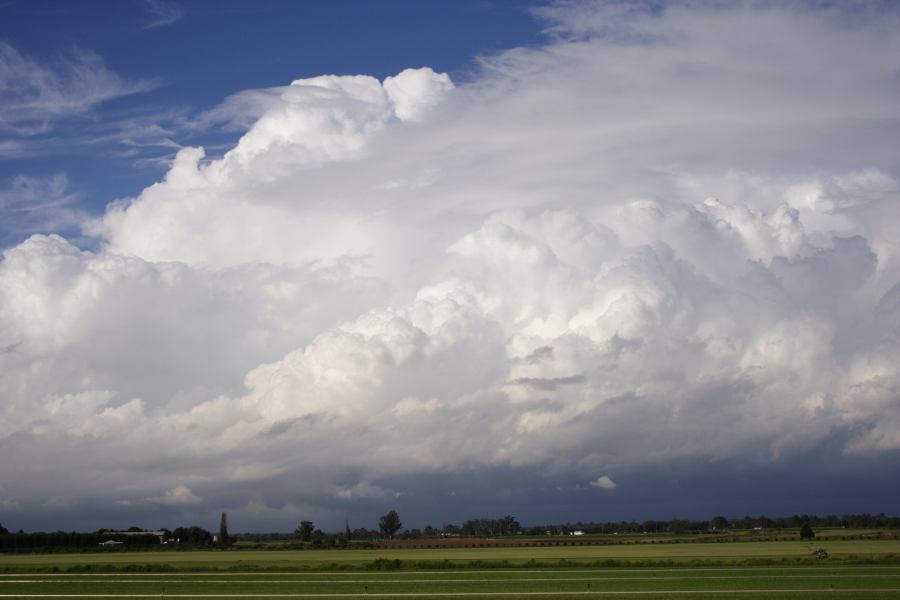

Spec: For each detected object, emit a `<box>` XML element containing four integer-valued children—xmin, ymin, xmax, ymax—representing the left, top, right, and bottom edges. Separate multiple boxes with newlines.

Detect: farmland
<box><xmin>2</xmin><ymin>538</ymin><xmax>900</xmax><ymax>571</ymax></box>
<box><xmin>1</xmin><ymin>538</ymin><xmax>899</xmax><ymax>598</ymax></box>
<box><xmin>0</xmin><ymin>565</ymin><xmax>899</xmax><ymax>598</ymax></box>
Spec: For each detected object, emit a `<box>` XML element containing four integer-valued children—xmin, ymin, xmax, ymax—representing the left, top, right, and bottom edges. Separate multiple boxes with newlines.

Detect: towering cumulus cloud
<box><xmin>1</xmin><ymin>2</ymin><xmax>900</xmax><ymax>528</ymax></box>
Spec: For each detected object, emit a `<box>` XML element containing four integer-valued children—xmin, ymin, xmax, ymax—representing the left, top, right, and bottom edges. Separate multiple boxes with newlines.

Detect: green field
<box><xmin>2</xmin><ymin>540</ymin><xmax>899</xmax><ymax>571</ymax></box>
<box><xmin>1</xmin><ymin>540</ymin><xmax>898</xmax><ymax>598</ymax></box>
<box><xmin>1</xmin><ymin>566</ymin><xmax>900</xmax><ymax>598</ymax></box>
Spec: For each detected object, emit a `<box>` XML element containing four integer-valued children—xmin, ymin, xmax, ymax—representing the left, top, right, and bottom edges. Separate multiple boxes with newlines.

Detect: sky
<box><xmin>1</xmin><ymin>0</ymin><xmax>899</xmax><ymax>534</ymax></box>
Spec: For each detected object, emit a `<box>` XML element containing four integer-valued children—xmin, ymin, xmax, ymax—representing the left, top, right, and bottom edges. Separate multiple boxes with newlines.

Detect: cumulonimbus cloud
<box><xmin>1</xmin><ymin>1</ymin><xmax>899</xmax><ymax>528</ymax></box>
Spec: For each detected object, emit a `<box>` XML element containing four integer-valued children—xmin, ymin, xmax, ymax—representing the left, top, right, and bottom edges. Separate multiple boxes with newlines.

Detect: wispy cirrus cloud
<box><xmin>0</xmin><ymin>41</ymin><xmax>185</xmax><ymax>167</ymax></box>
<box><xmin>188</xmin><ymin>86</ymin><xmax>289</xmax><ymax>132</ymax></box>
<box><xmin>0</xmin><ymin>37</ymin><xmax>260</xmax><ymax>166</ymax></box>
<box><xmin>0</xmin><ymin>173</ymin><xmax>84</xmax><ymax>244</ymax></box>
<box><xmin>143</xmin><ymin>0</ymin><xmax>185</xmax><ymax>29</ymax></box>
<box><xmin>0</xmin><ymin>42</ymin><xmax>157</xmax><ymax>136</ymax></box>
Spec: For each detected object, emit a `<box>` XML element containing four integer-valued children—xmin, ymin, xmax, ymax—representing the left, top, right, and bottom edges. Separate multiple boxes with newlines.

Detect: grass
<box><xmin>2</xmin><ymin>540</ymin><xmax>899</xmax><ymax>572</ymax></box>
<box><xmin>1</xmin><ymin>539</ymin><xmax>898</xmax><ymax>598</ymax></box>
<box><xmin>1</xmin><ymin>565</ymin><xmax>900</xmax><ymax>598</ymax></box>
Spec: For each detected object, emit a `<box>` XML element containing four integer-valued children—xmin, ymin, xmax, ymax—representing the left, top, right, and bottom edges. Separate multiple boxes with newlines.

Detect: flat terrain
<box><xmin>1</xmin><ymin>539</ymin><xmax>898</xmax><ymax>598</ymax></box>
<box><xmin>1</xmin><ymin>566</ymin><xmax>900</xmax><ymax>598</ymax></box>
<box><xmin>371</xmin><ymin>529</ymin><xmax>898</xmax><ymax>549</ymax></box>
<box><xmin>2</xmin><ymin>540</ymin><xmax>900</xmax><ymax>571</ymax></box>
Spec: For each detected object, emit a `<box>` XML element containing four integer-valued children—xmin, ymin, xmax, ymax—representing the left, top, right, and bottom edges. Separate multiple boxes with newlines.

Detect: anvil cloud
<box><xmin>1</xmin><ymin>1</ymin><xmax>899</xmax><ymax>530</ymax></box>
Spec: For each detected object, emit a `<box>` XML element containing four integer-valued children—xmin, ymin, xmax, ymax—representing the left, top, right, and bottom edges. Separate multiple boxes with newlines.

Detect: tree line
<box><xmin>273</xmin><ymin>512</ymin><xmax>899</xmax><ymax>542</ymax></box>
<box><xmin>514</xmin><ymin>513</ymin><xmax>900</xmax><ymax>536</ymax></box>
<box><xmin>2</xmin><ymin>511</ymin><xmax>897</xmax><ymax>552</ymax></box>
<box><xmin>0</xmin><ymin>524</ymin><xmax>218</xmax><ymax>552</ymax></box>
<box><xmin>0</xmin><ymin>530</ymin><xmax>161</xmax><ymax>551</ymax></box>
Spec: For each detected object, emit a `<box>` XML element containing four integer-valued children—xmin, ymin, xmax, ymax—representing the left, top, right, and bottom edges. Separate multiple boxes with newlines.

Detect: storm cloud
<box><xmin>1</xmin><ymin>1</ymin><xmax>899</xmax><ymax>530</ymax></box>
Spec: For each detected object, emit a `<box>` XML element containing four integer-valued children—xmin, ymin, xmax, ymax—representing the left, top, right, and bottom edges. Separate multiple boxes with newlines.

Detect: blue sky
<box><xmin>1</xmin><ymin>0</ymin><xmax>900</xmax><ymax>533</ymax></box>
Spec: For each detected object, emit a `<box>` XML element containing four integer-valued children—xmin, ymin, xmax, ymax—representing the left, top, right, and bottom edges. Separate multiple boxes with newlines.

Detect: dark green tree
<box><xmin>378</xmin><ymin>510</ymin><xmax>402</xmax><ymax>539</ymax></box>
<box><xmin>710</xmin><ymin>516</ymin><xmax>729</xmax><ymax>531</ymax></box>
<box><xmin>219</xmin><ymin>512</ymin><xmax>230</xmax><ymax>546</ymax></box>
<box><xmin>0</xmin><ymin>522</ymin><xmax>8</xmax><ymax>535</ymax></box>
<box><xmin>296</xmin><ymin>520</ymin><xmax>314</xmax><ymax>542</ymax></box>
<box><xmin>344</xmin><ymin>520</ymin><xmax>352</xmax><ymax>540</ymax></box>
<box><xmin>172</xmin><ymin>526</ymin><xmax>213</xmax><ymax>545</ymax></box>
<box><xmin>799</xmin><ymin>522</ymin><xmax>815</xmax><ymax>539</ymax></box>
<box><xmin>500</xmin><ymin>515</ymin><xmax>521</xmax><ymax>535</ymax></box>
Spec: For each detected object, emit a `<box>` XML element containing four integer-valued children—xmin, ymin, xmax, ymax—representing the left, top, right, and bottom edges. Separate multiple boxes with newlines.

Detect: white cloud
<box><xmin>590</xmin><ymin>476</ymin><xmax>617</xmax><ymax>490</ymax></box>
<box><xmin>148</xmin><ymin>485</ymin><xmax>201</xmax><ymax>505</ymax></box>
<box><xmin>1</xmin><ymin>2</ymin><xmax>899</xmax><ymax>526</ymax></box>
<box><xmin>383</xmin><ymin>68</ymin><xmax>455</xmax><ymax>123</ymax></box>
<box><xmin>335</xmin><ymin>483</ymin><xmax>402</xmax><ymax>500</ymax></box>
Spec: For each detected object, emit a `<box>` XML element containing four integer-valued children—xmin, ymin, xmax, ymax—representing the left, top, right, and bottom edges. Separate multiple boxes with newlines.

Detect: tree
<box><xmin>219</xmin><ymin>512</ymin><xmax>230</xmax><ymax>546</ymax></box>
<box><xmin>378</xmin><ymin>510</ymin><xmax>402</xmax><ymax>539</ymax></box>
<box><xmin>0</xmin><ymin>522</ymin><xmax>7</xmax><ymax>535</ymax></box>
<box><xmin>296</xmin><ymin>520</ymin><xmax>314</xmax><ymax>542</ymax></box>
<box><xmin>172</xmin><ymin>525</ymin><xmax>212</xmax><ymax>545</ymax></box>
<box><xmin>799</xmin><ymin>522</ymin><xmax>815</xmax><ymax>539</ymax></box>
<box><xmin>500</xmin><ymin>515</ymin><xmax>521</xmax><ymax>535</ymax></box>
<box><xmin>710</xmin><ymin>516</ymin><xmax>729</xmax><ymax>531</ymax></box>
<box><xmin>344</xmin><ymin>520</ymin><xmax>352</xmax><ymax>541</ymax></box>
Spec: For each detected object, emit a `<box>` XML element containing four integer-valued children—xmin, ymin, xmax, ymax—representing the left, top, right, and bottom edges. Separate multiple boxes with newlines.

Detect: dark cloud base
<box><xmin>5</xmin><ymin>442</ymin><xmax>897</xmax><ymax>534</ymax></box>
